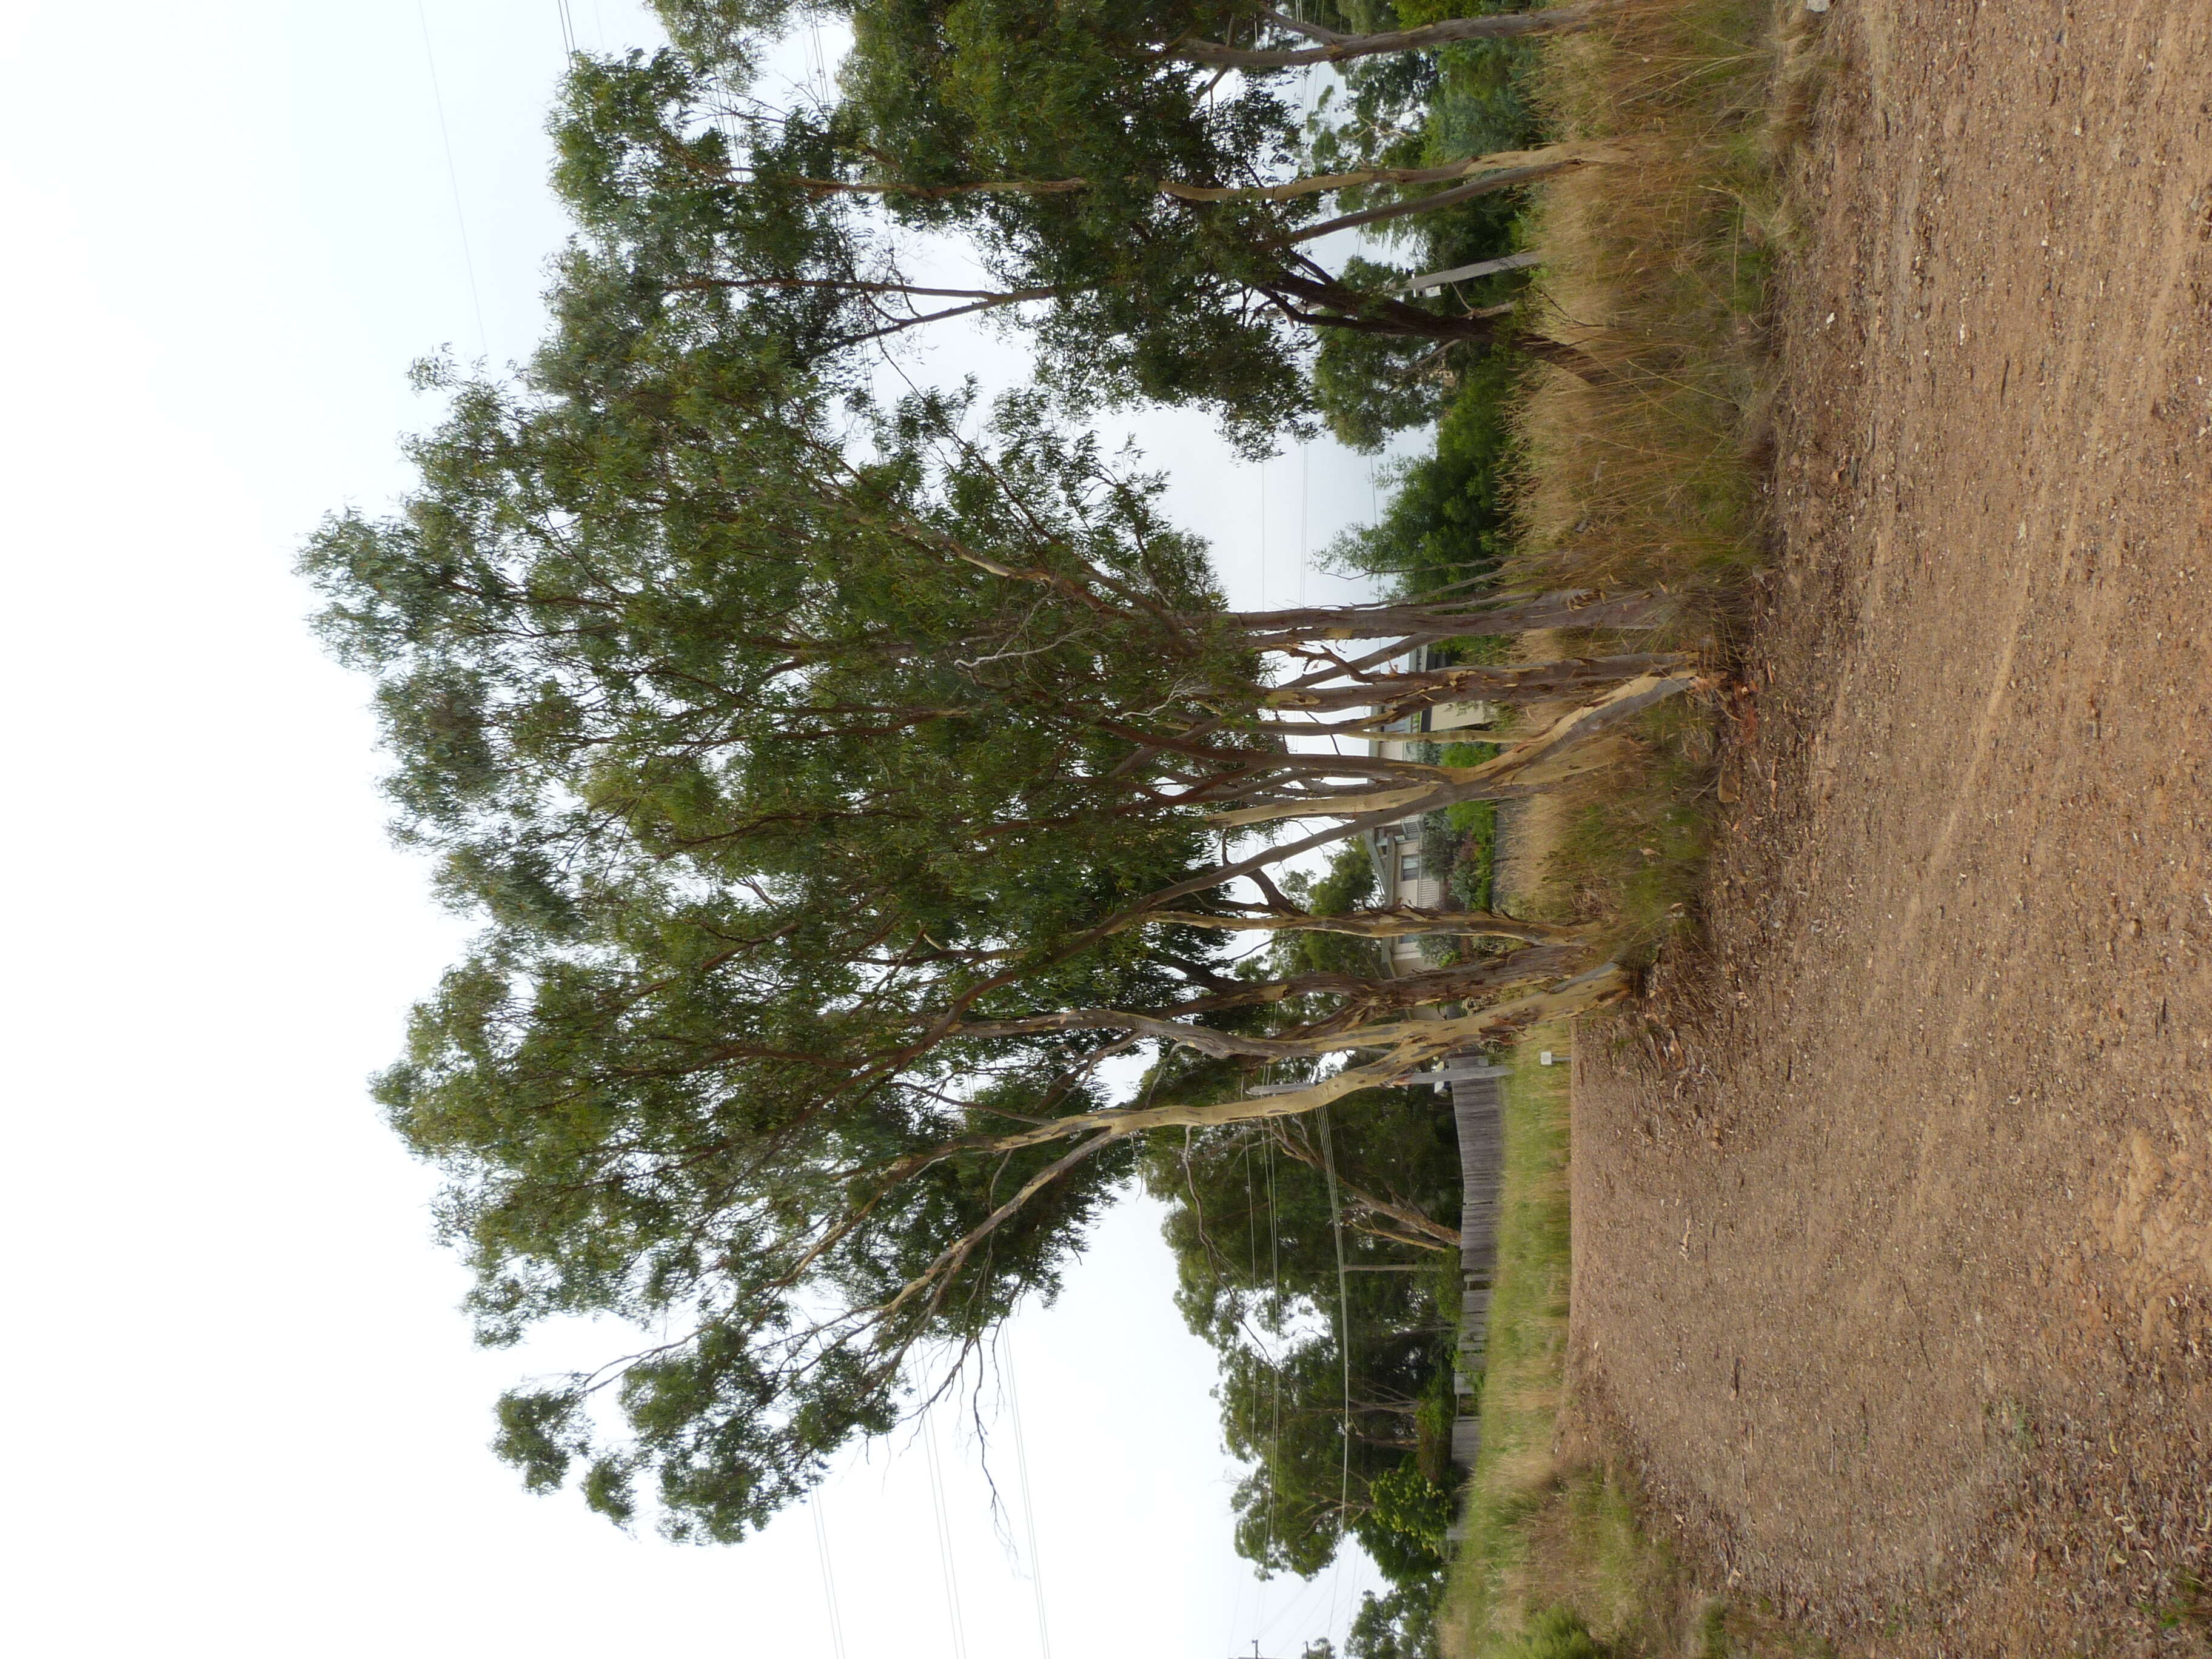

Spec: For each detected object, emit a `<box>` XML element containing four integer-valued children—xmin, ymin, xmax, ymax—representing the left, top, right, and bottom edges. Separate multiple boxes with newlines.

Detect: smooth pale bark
<box><xmin>1138</xmin><ymin>906</ymin><xmax>1572</xmax><ymax>945</ymax></box>
<box><xmin>1167</xmin><ymin>146</ymin><xmax>1590</xmax><ymax>203</ymax></box>
<box><xmin>1172</xmin><ymin>8</ymin><xmax>1599</xmax><ymax>69</ymax></box>
<box><xmin>873</xmin><ymin>1130</ymin><xmax>1114</xmax><ymax>1329</ymax></box>
<box><xmin>1261</xmin><ymin>652</ymin><xmax>1689</xmax><ymax>714</ymax></box>
<box><xmin>844</xmin><ymin>960</ymin><xmax>1629</xmax><ymax>1346</ymax></box>
<box><xmin>1031</xmin><ymin>675</ymin><xmax>1692</xmax><ymax>982</ymax></box>
<box><xmin>1234</xmin><ymin>589</ymin><xmax>1666</xmax><ymax>645</ymax></box>
<box><xmin>938</xmin><ymin>962</ymin><xmax>1632</xmax><ymax>1155</ymax></box>
<box><xmin>1216</xmin><ymin>670</ymin><xmax>1701</xmax><ymax>826</ymax></box>
<box><xmin>952</xmin><ymin>945</ymin><xmax>1583</xmax><ymax>1051</ymax></box>
<box><xmin>1289</xmin><ymin>153</ymin><xmax>1601</xmax><ymax>244</ymax></box>
<box><xmin>763</xmin><ymin>146</ymin><xmax>1588</xmax><ymax>206</ymax></box>
<box><xmin>833</xmin><ymin>951</ymin><xmax>1624</xmax><ymax>1342</ymax></box>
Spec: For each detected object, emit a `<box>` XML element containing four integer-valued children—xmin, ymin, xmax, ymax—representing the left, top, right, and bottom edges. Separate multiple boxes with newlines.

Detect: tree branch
<box><xmin>1138</xmin><ymin>907</ymin><xmax>1574</xmax><ymax>945</ymax></box>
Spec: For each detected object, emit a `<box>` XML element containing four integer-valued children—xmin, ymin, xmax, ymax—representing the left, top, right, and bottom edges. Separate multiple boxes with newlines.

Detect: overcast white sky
<box><xmin>0</xmin><ymin>5</ymin><xmax>1416</xmax><ymax>1655</ymax></box>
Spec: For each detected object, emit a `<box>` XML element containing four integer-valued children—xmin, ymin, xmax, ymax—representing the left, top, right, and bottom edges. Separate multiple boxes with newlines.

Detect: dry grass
<box><xmin>1436</xmin><ymin>1023</ymin><xmax>1580</xmax><ymax>1659</ymax></box>
<box><xmin>1435</xmin><ymin>7</ymin><xmax>1845</xmax><ymax>1654</ymax></box>
<box><xmin>1495</xmin><ymin>0</ymin><xmax>1831</xmax><ymax>956</ymax></box>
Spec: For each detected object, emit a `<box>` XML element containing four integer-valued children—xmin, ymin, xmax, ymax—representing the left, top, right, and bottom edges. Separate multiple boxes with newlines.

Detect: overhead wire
<box><xmin>414</xmin><ymin>2</ymin><xmax>490</xmax><ymax>358</ymax></box>
<box><xmin>1004</xmin><ymin>1341</ymin><xmax>1056</xmax><ymax>1659</ymax></box>
<box><xmin>923</xmin><ymin>1409</ymin><xmax>970</xmax><ymax>1659</ymax></box>
<box><xmin>1315</xmin><ymin>1105</ymin><xmax>1353</xmax><ymax>1638</ymax></box>
<box><xmin>811</xmin><ymin>1496</ymin><xmax>850</xmax><ymax>1659</ymax></box>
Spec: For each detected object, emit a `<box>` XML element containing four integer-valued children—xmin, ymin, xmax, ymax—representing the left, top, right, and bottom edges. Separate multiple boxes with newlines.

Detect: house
<box><xmin>1360</xmin><ymin>646</ymin><xmax>1498</xmax><ymax>974</ymax></box>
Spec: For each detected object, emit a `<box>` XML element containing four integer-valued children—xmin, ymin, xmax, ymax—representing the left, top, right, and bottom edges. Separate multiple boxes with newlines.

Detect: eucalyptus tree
<box><xmin>307</xmin><ymin>319</ymin><xmax>1674</xmax><ymax>1536</ymax></box>
<box><xmin>609</xmin><ymin>2</ymin><xmax>1612</xmax><ymax>451</ymax></box>
<box><xmin>305</xmin><ymin>1</ymin><xmax>1697</xmax><ymax>1540</ymax></box>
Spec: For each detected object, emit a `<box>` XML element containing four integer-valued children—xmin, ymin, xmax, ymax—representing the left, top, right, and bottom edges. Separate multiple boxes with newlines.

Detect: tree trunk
<box><xmin>951</xmin><ymin>942</ymin><xmax>1580</xmax><ymax>1054</ymax></box>
<box><xmin>1136</xmin><ymin>906</ymin><xmax>1574</xmax><ymax>945</ymax></box>
<box><xmin>1264</xmin><ymin>266</ymin><xmax>1615</xmax><ymax>384</ymax></box>
<box><xmin>927</xmin><ymin>960</ymin><xmax>1631</xmax><ymax>1162</ymax></box>
<box><xmin>1171</xmin><ymin>8</ymin><xmax>1599</xmax><ymax>69</ymax></box>
<box><xmin>1232</xmin><ymin>590</ymin><xmax>1666</xmax><ymax>643</ymax></box>
<box><xmin>1214</xmin><ymin>670</ymin><xmax>1700</xmax><ymax>827</ymax></box>
<box><xmin>764</xmin><ymin>146</ymin><xmax>1586</xmax><ymax>207</ymax></box>
<box><xmin>1287</xmin><ymin>155</ymin><xmax>1595</xmax><ymax>244</ymax></box>
<box><xmin>1261</xmin><ymin>652</ymin><xmax>1689</xmax><ymax>716</ymax></box>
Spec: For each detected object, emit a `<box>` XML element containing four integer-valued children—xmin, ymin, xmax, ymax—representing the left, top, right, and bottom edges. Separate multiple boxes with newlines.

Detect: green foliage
<box><xmin>1137</xmin><ymin>1094</ymin><xmax>1461</xmax><ymax>1585</ymax></box>
<box><xmin>1444</xmin><ymin>800</ymin><xmax>1498</xmax><ymax>912</ymax></box>
<box><xmin>1326</xmin><ymin>352</ymin><xmax>1521</xmax><ymax>600</ymax></box>
<box><xmin>1278</xmin><ymin>840</ymin><xmax>1381</xmax><ymax>979</ymax></box>
<box><xmin>301</xmin><ymin>106</ymin><xmax>1342</xmax><ymax>1532</ymax></box>
<box><xmin>615</xmin><ymin>2</ymin><xmax>1564</xmax><ymax>452</ymax></box>
<box><xmin>1304</xmin><ymin>2</ymin><xmax>1544</xmax><ymax>449</ymax></box>
<box><xmin>1366</xmin><ymin>1464</ymin><xmax>1455</xmax><ymax>1566</ymax></box>
<box><xmin>839</xmin><ymin>0</ymin><xmax>1322</xmax><ymax>448</ymax></box>
<box><xmin>317</xmin><ymin>0</ymin><xmax>1663</xmax><ymax>1557</ymax></box>
<box><xmin>1312</xmin><ymin>299</ymin><xmax>1453</xmax><ymax>454</ymax></box>
<box><xmin>1306</xmin><ymin>2</ymin><xmax>1543</xmax><ymax>201</ymax></box>
<box><xmin>1347</xmin><ymin>1583</ymin><xmax>1443</xmax><ymax>1659</ymax></box>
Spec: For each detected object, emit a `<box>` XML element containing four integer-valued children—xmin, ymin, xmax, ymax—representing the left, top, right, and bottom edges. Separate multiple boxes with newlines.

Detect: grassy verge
<box><xmin>1436</xmin><ymin>1025</ymin><xmax>1832</xmax><ymax>1659</ymax></box>
<box><xmin>1503</xmin><ymin>0</ymin><xmax>1830</xmax><ymax>959</ymax></box>
<box><xmin>1439</xmin><ymin>1021</ymin><xmax>1580</xmax><ymax>1658</ymax></box>
<box><xmin>1436</xmin><ymin>1024</ymin><xmax>1701</xmax><ymax>1658</ymax></box>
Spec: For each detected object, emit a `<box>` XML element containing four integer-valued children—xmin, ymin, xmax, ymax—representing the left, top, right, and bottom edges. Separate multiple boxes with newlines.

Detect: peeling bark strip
<box><xmin>1171</xmin><ymin>7</ymin><xmax>1599</xmax><ymax>69</ymax></box>
<box><xmin>1215</xmin><ymin>671</ymin><xmax>1703</xmax><ymax>826</ymax></box>
<box><xmin>925</xmin><ymin>964</ymin><xmax>1634</xmax><ymax>1161</ymax></box>
<box><xmin>1262</xmin><ymin>652</ymin><xmax>1690</xmax><ymax>715</ymax></box>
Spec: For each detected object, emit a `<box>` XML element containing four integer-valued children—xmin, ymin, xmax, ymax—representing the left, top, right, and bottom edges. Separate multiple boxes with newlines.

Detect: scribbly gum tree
<box><xmin>303</xmin><ymin>0</ymin><xmax>1697</xmax><ymax>1544</ymax></box>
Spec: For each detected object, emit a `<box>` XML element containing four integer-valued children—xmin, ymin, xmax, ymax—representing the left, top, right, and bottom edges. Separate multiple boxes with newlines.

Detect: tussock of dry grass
<box><xmin>1495</xmin><ymin>0</ymin><xmax>1828</xmax><ymax>953</ymax></box>
<box><xmin>1513</xmin><ymin>0</ymin><xmax>1819</xmax><ymax>602</ymax></box>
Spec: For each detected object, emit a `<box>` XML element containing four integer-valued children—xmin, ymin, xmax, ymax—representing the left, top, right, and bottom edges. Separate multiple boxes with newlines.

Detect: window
<box><xmin>1399</xmin><ymin>853</ymin><xmax>1423</xmax><ymax>882</ymax></box>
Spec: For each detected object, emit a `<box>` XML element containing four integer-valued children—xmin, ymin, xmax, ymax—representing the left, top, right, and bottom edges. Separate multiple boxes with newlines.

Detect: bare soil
<box><xmin>1567</xmin><ymin>2</ymin><xmax>2212</xmax><ymax>1654</ymax></box>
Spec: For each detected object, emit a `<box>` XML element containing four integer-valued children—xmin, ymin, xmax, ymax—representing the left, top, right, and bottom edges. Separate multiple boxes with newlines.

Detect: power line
<box><xmin>923</xmin><ymin>1409</ymin><xmax>969</xmax><ymax>1659</ymax></box>
<box><xmin>414</xmin><ymin>2</ymin><xmax>489</xmax><ymax>358</ymax></box>
<box><xmin>811</xmin><ymin>1496</ymin><xmax>850</xmax><ymax>1659</ymax></box>
<box><xmin>1256</xmin><ymin>455</ymin><xmax>1267</xmax><ymax>610</ymax></box>
<box><xmin>1004</xmin><ymin>1341</ymin><xmax>1055</xmax><ymax>1659</ymax></box>
<box><xmin>1315</xmin><ymin>1105</ymin><xmax>1353</xmax><ymax>1638</ymax></box>
<box><xmin>1298</xmin><ymin>441</ymin><xmax>1310</xmax><ymax>606</ymax></box>
<box><xmin>554</xmin><ymin>0</ymin><xmax>576</xmax><ymax>56</ymax></box>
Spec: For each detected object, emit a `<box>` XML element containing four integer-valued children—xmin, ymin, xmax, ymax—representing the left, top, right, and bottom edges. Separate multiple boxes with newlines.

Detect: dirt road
<box><xmin>1569</xmin><ymin>3</ymin><xmax>2212</xmax><ymax>1652</ymax></box>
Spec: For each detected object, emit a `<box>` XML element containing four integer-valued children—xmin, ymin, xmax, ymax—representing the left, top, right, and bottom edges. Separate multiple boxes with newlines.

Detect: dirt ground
<box><xmin>1567</xmin><ymin>2</ymin><xmax>2212</xmax><ymax>1653</ymax></box>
